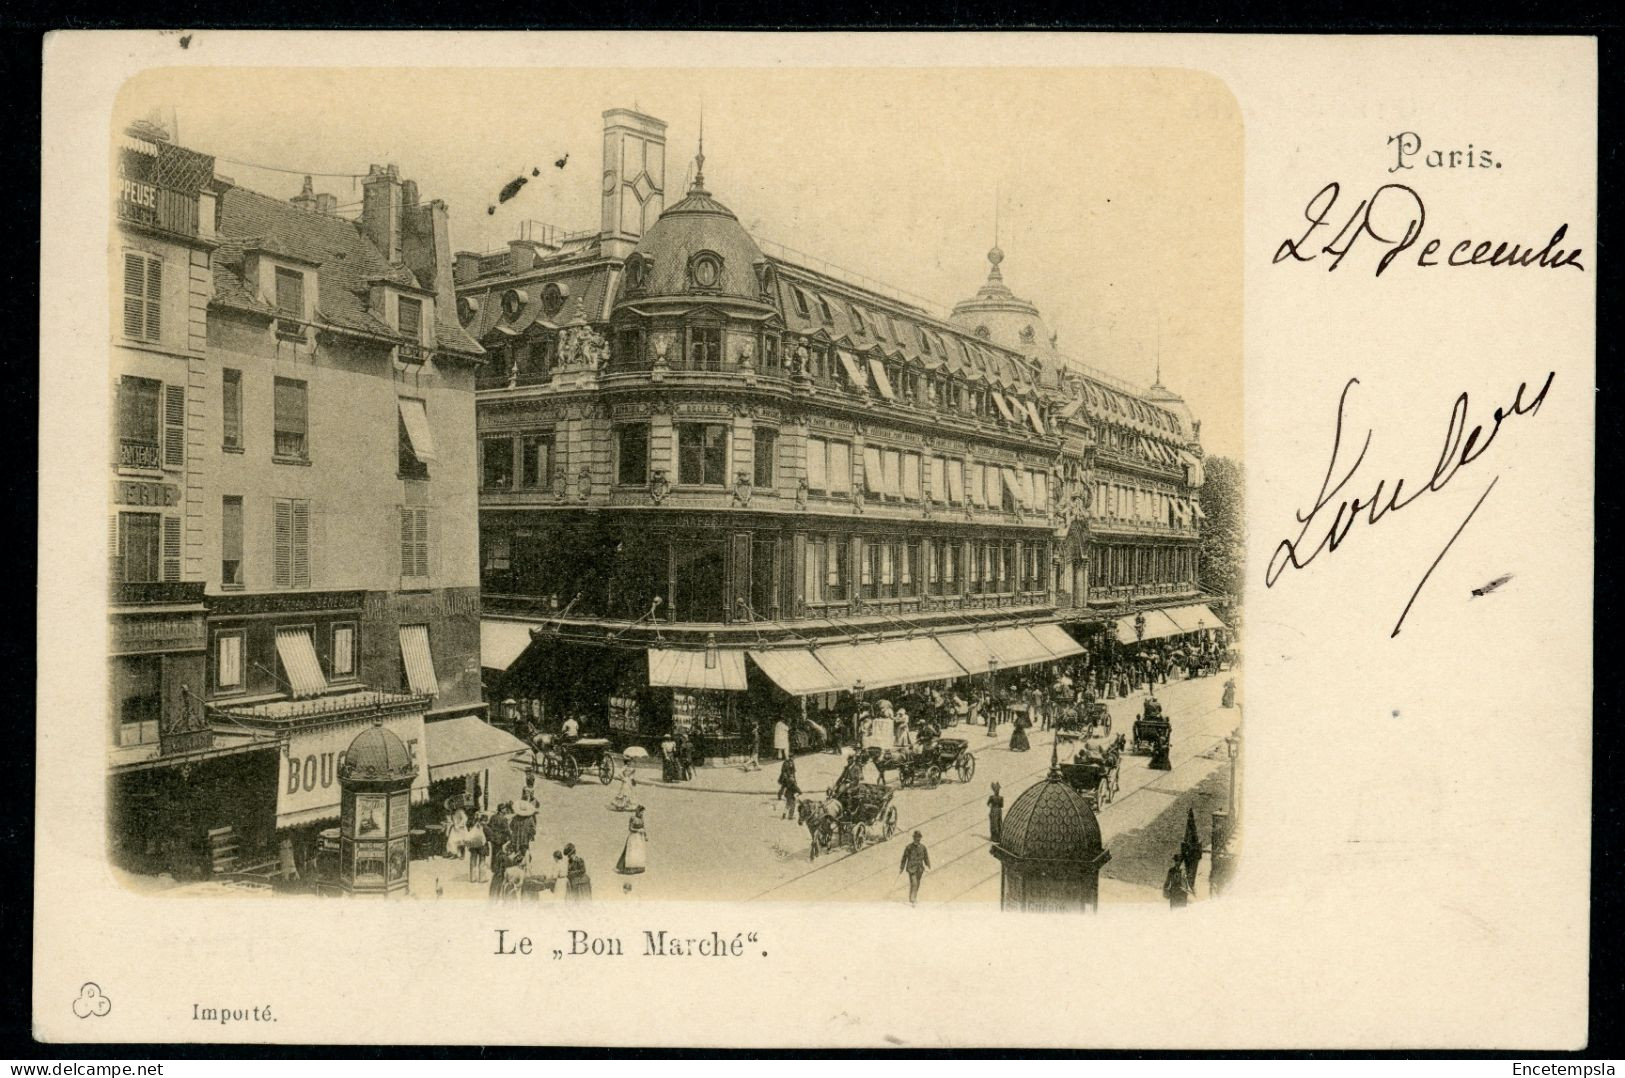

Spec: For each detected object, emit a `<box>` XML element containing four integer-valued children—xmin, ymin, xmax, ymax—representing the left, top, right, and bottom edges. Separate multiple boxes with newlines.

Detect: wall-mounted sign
<box><xmin>111</xmin><ymin>480</ymin><xmax>180</xmax><ymax>507</ymax></box>
<box><xmin>276</xmin><ymin>713</ymin><xmax>428</xmax><ymax>827</ymax></box>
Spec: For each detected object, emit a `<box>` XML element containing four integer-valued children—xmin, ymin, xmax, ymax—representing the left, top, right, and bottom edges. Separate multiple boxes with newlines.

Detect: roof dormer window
<box><xmin>542</xmin><ymin>282</ymin><xmax>567</xmax><ymax>319</ymax></box>
<box><xmin>624</xmin><ymin>256</ymin><xmax>645</xmax><ymax>293</ymax></box>
<box><xmin>850</xmin><ymin>305</ymin><xmax>868</xmax><ymax>336</ymax></box>
<box><xmin>501</xmin><ymin>288</ymin><xmax>528</xmax><ymax>320</ymax></box>
<box><xmin>791</xmin><ymin>286</ymin><xmax>811</xmax><ymax>318</ymax></box>
<box><xmin>688</xmin><ymin>250</ymin><xmax>724</xmax><ymax>292</ymax></box>
<box><xmin>397</xmin><ymin>296</ymin><xmax>422</xmax><ymax>341</ymax></box>
<box><xmin>815</xmin><ymin>294</ymin><xmax>834</xmax><ymax>324</ymax></box>
<box><xmin>274</xmin><ymin>267</ymin><xmax>304</xmax><ymax>320</ymax></box>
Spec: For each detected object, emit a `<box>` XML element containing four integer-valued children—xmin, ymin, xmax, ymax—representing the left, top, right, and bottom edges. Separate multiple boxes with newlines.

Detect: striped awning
<box><xmin>978</xmin><ymin>626</ymin><xmax>1055</xmax><ymax>669</ymax></box>
<box><xmin>648</xmin><ymin>648</ymin><xmax>747</xmax><ymax>692</ymax></box>
<box><xmin>274</xmin><ymin>628</ymin><xmax>327</xmax><ymax>699</ymax></box>
<box><xmin>1023</xmin><ymin>399</ymin><xmax>1046</xmax><ymax>434</ymax></box>
<box><xmin>426</xmin><ymin>716</ymin><xmax>528</xmax><ymax>783</ymax></box>
<box><xmin>749</xmin><ymin>649</ymin><xmax>845</xmax><ymax>696</ymax></box>
<box><xmin>1114</xmin><ymin>610</ymin><xmax>1186</xmax><ymax>645</ymax></box>
<box><xmin>397</xmin><ymin>397</ymin><xmax>438</xmax><ymax>462</ymax></box>
<box><xmin>1029</xmin><ymin>623</ymin><xmax>1085</xmax><ymax>660</ymax></box>
<box><xmin>838</xmin><ymin>349</ymin><xmax>870</xmax><ymax>392</ymax></box>
<box><xmin>480</xmin><ymin>619</ymin><xmax>537</xmax><ymax>672</ymax></box>
<box><xmin>1001</xmin><ymin>467</ymin><xmax>1028</xmax><ymax>508</ymax></box>
<box><xmin>1161</xmin><ymin>604</ymin><xmax>1227</xmax><ymax>633</ymax></box>
<box><xmin>399</xmin><ymin>624</ymin><xmax>440</xmax><ymax>696</ymax></box>
<box><xmin>991</xmin><ymin>392</ymin><xmax>1018</xmax><ymax>423</ymax></box>
<box><xmin>938</xmin><ymin>631</ymin><xmax>998</xmax><ymax>674</ymax></box>
<box><xmin>811</xmin><ymin>637</ymin><xmax>966</xmax><ymax>692</ymax></box>
<box><xmin>867</xmin><ymin>356</ymin><xmax>896</xmax><ymax>400</ymax></box>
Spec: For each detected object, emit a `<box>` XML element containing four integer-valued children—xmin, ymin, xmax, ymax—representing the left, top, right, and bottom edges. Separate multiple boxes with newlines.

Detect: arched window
<box><xmin>688</xmin><ymin>250</ymin><xmax>723</xmax><ymax>292</ymax></box>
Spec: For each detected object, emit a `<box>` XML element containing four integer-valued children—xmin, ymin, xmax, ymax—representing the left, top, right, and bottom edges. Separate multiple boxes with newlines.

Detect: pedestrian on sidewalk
<box><xmin>899</xmin><ymin>831</ymin><xmax>931</xmax><ymax>906</ymax></box>
<box><xmin>675</xmin><ymin>728</ymin><xmax>695</xmax><ymax>781</ymax></box>
<box><xmin>1008</xmin><ymin>710</ymin><xmax>1031</xmax><ymax>752</ymax></box>
<box><xmin>1222</xmin><ymin>678</ymin><xmax>1236</xmax><ymax>708</ymax></box>
<box><xmin>660</xmin><ymin>731</ymin><xmax>679</xmax><ymax>783</ymax></box>
<box><xmin>1181</xmin><ymin>807</ymin><xmax>1204</xmax><ymax>888</ymax></box>
<box><xmin>984</xmin><ymin>691</ymin><xmax>998</xmax><ymax>738</ymax></box>
<box><xmin>987</xmin><ymin>782</ymin><xmax>1004</xmax><ymax>844</ymax></box>
<box><xmin>1163</xmin><ymin>853</ymin><xmax>1193</xmax><ymax>909</ymax></box>
<box><xmin>564</xmin><ymin>843</ymin><xmax>592</xmax><ymax>900</ymax></box>
<box><xmin>486</xmin><ymin>804</ymin><xmax>515</xmax><ymax>897</ymax></box>
<box><xmin>615</xmin><ymin>807</ymin><xmax>648</xmax><ymax>875</ymax></box>
<box><xmin>778</xmin><ymin>757</ymin><xmax>800</xmax><ymax>820</ymax></box>
<box><xmin>773</xmin><ymin>719</ymin><xmax>791</xmax><ymax>761</ymax></box>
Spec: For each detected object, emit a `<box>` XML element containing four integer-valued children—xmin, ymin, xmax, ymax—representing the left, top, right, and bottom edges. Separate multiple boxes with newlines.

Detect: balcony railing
<box><xmin>110</xmin><ymin>580</ymin><xmax>206</xmax><ymax>607</ymax></box>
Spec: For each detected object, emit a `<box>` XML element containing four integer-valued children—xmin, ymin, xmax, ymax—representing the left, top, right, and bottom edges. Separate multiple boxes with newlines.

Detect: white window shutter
<box><xmin>145</xmin><ymin>257</ymin><xmax>162</xmax><ymax>339</ymax></box>
<box><xmin>163</xmin><ymin>384</ymin><xmax>185</xmax><ymax>469</ymax></box>
<box><xmin>274</xmin><ymin>500</ymin><xmax>292</xmax><ymax>587</ymax></box>
<box><xmin>122</xmin><ymin>254</ymin><xmax>144</xmax><ymax>339</ymax></box>
<box><xmin>414</xmin><ymin>508</ymin><xmax>430</xmax><ymax>578</ymax></box>
<box><xmin>400</xmin><ymin>508</ymin><xmax>414</xmax><ymax>577</ymax></box>
<box><xmin>162</xmin><ymin>516</ymin><xmax>181</xmax><ymax>582</ymax></box>
<box><xmin>291</xmin><ymin>500</ymin><xmax>310</xmax><ymax>587</ymax></box>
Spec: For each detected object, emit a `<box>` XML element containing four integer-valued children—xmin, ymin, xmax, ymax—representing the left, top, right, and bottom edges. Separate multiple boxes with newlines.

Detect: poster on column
<box><xmin>36</xmin><ymin>30</ymin><xmax>1596</xmax><ymax>1050</ymax></box>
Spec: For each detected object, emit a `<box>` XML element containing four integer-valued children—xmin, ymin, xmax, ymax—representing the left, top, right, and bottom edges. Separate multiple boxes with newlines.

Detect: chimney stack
<box><xmin>362</xmin><ymin>163</ymin><xmax>403</xmax><ymax>262</ymax></box>
<box><xmin>290</xmin><ymin>175</ymin><xmax>318</xmax><ymax>214</ymax></box>
<box><xmin>599</xmin><ymin>108</ymin><xmax>667</xmax><ymax>261</ymax></box>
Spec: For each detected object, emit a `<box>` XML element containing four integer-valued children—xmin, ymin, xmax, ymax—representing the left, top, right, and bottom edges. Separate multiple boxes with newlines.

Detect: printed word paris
<box><xmin>1388</xmin><ymin>132</ymin><xmax>1498</xmax><ymax>172</ymax></box>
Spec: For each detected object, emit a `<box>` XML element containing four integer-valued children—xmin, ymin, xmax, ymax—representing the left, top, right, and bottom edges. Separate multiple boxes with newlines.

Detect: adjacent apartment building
<box><xmin>109</xmin><ymin>123</ymin><xmax>511</xmax><ymax>881</ymax></box>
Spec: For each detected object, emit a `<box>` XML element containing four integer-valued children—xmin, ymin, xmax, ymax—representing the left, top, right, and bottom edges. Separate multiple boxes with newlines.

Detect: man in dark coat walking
<box><xmin>899</xmin><ymin>831</ymin><xmax>931</xmax><ymax>906</ymax></box>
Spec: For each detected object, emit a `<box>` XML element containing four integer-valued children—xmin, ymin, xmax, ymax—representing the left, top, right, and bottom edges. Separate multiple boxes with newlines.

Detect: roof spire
<box><xmin>987</xmin><ymin>185</ymin><xmax>1005</xmax><ymax>282</ymax></box>
<box><xmin>692</xmin><ymin>101</ymin><xmax>707</xmax><ymax>193</ymax></box>
<box><xmin>1152</xmin><ymin>307</ymin><xmax>1165</xmax><ymax>388</ymax></box>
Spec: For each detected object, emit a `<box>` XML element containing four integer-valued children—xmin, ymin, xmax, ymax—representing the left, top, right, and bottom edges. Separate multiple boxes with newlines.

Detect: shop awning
<box><xmin>946</xmin><ymin>461</ymin><xmax>965</xmax><ymax>503</ymax></box>
<box><xmin>1058</xmin><ymin>397</ymin><xmax>1085</xmax><ymax>419</ymax></box>
<box><xmin>863</xmin><ymin>446</ymin><xmax>896</xmax><ymax>498</ymax></box>
<box><xmin>811</xmin><ymin>637</ymin><xmax>967</xmax><ymax>692</ymax></box>
<box><xmin>1029</xmin><ymin>623</ymin><xmax>1086</xmax><ymax>660</ymax></box>
<box><xmin>979</xmin><ymin>626</ymin><xmax>1056</xmax><ymax>669</ymax></box>
<box><xmin>938</xmin><ymin>630</ymin><xmax>997</xmax><ymax>674</ymax></box>
<box><xmin>481</xmin><ymin>619</ymin><xmax>538</xmax><ymax>672</ymax></box>
<box><xmin>867</xmin><ymin>356</ymin><xmax>896</xmax><ymax>400</ymax></box>
<box><xmin>648</xmin><ymin>647</ymin><xmax>747</xmax><ymax>692</ymax></box>
<box><xmin>275</xmin><ymin>628</ymin><xmax>328</xmax><ymax>698</ymax></box>
<box><xmin>426</xmin><ymin>716</ymin><xmax>528</xmax><ymax>783</ymax></box>
<box><xmin>748</xmin><ymin>649</ymin><xmax>845</xmax><ymax>696</ymax></box>
<box><xmin>1023</xmin><ymin>399</ymin><xmax>1046</xmax><ymax>434</ymax></box>
<box><xmin>1191</xmin><ymin>500</ymin><xmax>1207</xmax><ymax>520</ymax></box>
<box><xmin>1114</xmin><ymin>610</ymin><xmax>1186</xmax><ymax>645</ymax></box>
<box><xmin>991</xmin><ymin>392</ymin><xmax>1018</xmax><ymax>423</ymax></box>
<box><xmin>1179</xmin><ymin>451</ymin><xmax>1205</xmax><ymax>486</ymax></box>
<box><xmin>399</xmin><ymin>624</ymin><xmax>440</xmax><ymax>696</ymax></box>
<box><xmin>397</xmin><ymin>397</ymin><xmax>438</xmax><ymax>462</ymax></box>
<box><xmin>1001</xmin><ymin>467</ymin><xmax>1028</xmax><ymax>508</ymax></box>
<box><xmin>1160</xmin><ymin>604</ymin><xmax>1227</xmax><ymax>633</ymax></box>
<box><xmin>838</xmin><ymin>350</ymin><xmax>870</xmax><ymax>392</ymax></box>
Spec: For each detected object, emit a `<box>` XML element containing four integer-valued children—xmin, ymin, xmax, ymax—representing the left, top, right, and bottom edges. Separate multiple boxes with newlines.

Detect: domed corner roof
<box><xmin>995</xmin><ymin>773</ymin><xmax>1104</xmax><ymax>863</ymax></box>
<box><xmin>1144</xmin><ymin>378</ymin><xmax>1198</xmax><ymax>440</ymax></box>
<box><xmin>339</xmin><ymin>722</ymin><xmax>417</xmax><ymax>783</ymax></box>
<box><xmin>622</xmin><ymin>178</ymin><xmax>765</xmax><ymax>303</ymax></box>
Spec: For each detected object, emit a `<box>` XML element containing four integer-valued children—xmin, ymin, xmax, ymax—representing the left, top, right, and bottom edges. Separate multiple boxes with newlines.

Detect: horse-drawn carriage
<box><xmin>528</xmin><ymin>735</ymin><xmax>617</xmax><ymax>787</ymax></box>
<box><xmin>1058</xmin><ymin>734</ymin><xmax>1125</xmax><ymax>808</ymax></box>
<box><xmin>1131</xmin><ymin>697</ymin><xmax>1172</xmax><ymax>754</ymax></box>
<box><xmin>797</xmin><ymin>781</ymin><xmax>899</xmax><ymax>857</ymax></box>
<box><xmin>1053</xmin><ymin>699</ymin><xmax>1112</xmax><ymax>744</ymax></box>
<box><xmin>861</xmin><ymin>736</ymin><xmax>976</xmax><ymax>788</ymax></box>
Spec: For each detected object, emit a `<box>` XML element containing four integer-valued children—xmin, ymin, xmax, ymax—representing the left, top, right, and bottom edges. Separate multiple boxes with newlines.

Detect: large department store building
<box><xmin>470</xmin><ymin>108</ymin><xmax>1216</xmax><ymax>761</ymax></box>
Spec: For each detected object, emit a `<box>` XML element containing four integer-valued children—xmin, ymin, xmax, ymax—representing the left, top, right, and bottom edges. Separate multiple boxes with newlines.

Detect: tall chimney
<box><xmin>600</xmin><ymin>108</ymin><xmax>667</xmax><ymax>261</ymax></box>
<box><xmin>402</xmin><ymin>198</ymin><xmax>459</xmax><ymax>340</ymax></box>
<box><xmin>290</xmin><ymin>175</ymin><xmax>317</xmax><ymax>214</ymax></box>
<box><xmin>362</xmin><ymin>163</ymin><xmax>403</xmax><ymax>262</ymax></box>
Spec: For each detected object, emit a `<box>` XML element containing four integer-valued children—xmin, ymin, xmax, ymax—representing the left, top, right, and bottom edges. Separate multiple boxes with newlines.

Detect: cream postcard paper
<box><xmin>36</xmin><ymin>32</ymin><xmax>1593</xmax><ymax>1047</ymax></box>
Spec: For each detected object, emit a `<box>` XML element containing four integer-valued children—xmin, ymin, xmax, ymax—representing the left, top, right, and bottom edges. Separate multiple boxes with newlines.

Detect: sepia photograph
<box><xmin>105</xmin><ymin>65</ymin><xmax>1243</xmax><ymax>910</ymax></box>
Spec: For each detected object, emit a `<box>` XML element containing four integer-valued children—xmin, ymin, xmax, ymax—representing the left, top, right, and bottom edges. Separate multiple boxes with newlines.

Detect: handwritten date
<box><xmin>1275</xmin><ymin>183</ymin><xmax>1585</xmax><ymax>277</ymax></box>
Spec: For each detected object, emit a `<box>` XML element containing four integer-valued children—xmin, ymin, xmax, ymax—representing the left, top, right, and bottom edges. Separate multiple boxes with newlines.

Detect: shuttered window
<box><xmin>273</xmin><ymin>378</ymin><xmax>308</xmax><ymax>459</ymax></box>
<box><xmin>397</xmin><ymin>296</ymin><xmax>422</xmax><ymax>340</ymax></box>
<box><xmin>274</xmin><ymin>268</ymin><xmax>304</xmax><ymax>318</ymax></box>
<box><xmin>273</xmin><ymin>498</ymin><xmax>310</xmax><ymax>588</ymax></box>
<box><xmin>162</xmin><ymin>515</ymin><xmax>181</xmax><ymax>582</ymax></box>
<box><xmin>122</xmin><ymin>252</ymin><xmax>161</xmax><ymax>342</ymax></box>
<box><xmin>215</xmin><ymin>631</ymin><xmax>244</xmax><ymax>692</ymax></box>
<box><xmin>116</xmin><ymin>376</ymin><xmax>163</xmax><ymax>470</ymax></box>
<box><xmin>400</xmin><ymin>507</ymin><xmax>430</xmax><ymax>580</ymax></box>
<box><xmin>116</xmin><ymin>512</ymin><xmax>161</xmax><ymax>583</ymax></box>
<box><xmin>806</xmin><ymin>437</ymin><xmax>827</xmax><ymax>492</ymax></box>
<box><xmin>222</xmin><ymin>369</ymin><xmax>242</xmax><ymax>449</ymax></box>
<box><xmin>828</xmin><ymin>441</ymin><xmax>851</xmax><ymax>494</ymax></box>
<box><xmin>221</xmin><ymin>496</ymin><xmax>243</xmax><ymax>586</ymax></box>
<box><xmin>163</xmin><ymin>384</ymin><xmax>185</xmax><ymax>469</ymax></box>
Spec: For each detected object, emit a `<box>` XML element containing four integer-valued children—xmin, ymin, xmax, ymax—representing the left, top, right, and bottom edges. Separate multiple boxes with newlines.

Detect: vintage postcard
<box><xmin>35</xmin><ymin>32</ymin><xmax>1594</xmax><ymax>1048</ymax></box>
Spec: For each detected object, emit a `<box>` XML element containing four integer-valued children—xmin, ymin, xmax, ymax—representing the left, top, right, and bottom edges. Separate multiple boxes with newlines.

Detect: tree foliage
<box><xmin>1196</xmin><ymin>455</ymin><xmax>1244</xmax><ymax>611</ymax></box>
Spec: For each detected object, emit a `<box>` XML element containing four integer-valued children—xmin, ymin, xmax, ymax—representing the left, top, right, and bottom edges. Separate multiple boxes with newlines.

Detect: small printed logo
<box><xmin>73</xmin><ymin>982</ymin><xmax>111</xmax><ymax>1019</ymax></box>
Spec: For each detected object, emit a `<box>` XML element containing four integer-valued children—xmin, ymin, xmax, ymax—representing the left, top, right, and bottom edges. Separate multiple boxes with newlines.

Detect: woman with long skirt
<box><xmin>615</xmin><ymin>807</ymin><xmax>648</xmax><ymax>875</ymax></box>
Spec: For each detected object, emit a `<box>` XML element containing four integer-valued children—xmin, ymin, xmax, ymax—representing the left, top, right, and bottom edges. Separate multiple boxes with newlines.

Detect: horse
<box><xmin>796</xmin><ymin>797</ymin><xmax>838</xmax><ymax>861</ymax></box>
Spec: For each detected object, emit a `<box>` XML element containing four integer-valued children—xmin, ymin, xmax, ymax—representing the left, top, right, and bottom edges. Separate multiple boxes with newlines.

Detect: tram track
<box><xmin>747</xmin><ymin>690</ymin><xmax>1235</xmax><ymax>903</ymax></box>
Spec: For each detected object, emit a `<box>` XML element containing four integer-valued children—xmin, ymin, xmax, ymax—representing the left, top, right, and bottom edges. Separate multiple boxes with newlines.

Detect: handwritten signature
<box><xmin>1266</xmin><ymin>372</ymin><xmax>1554</xmax><ymax>636</ymax></box>
<box><xmin>1274</xmin><ymin>182</ymin><xmax>1585</xmax><ymax>277</ymax></box>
